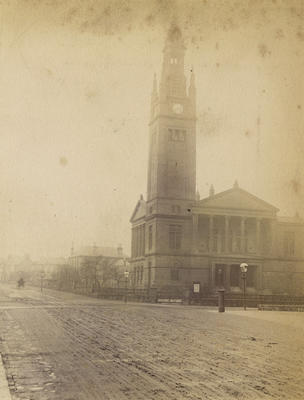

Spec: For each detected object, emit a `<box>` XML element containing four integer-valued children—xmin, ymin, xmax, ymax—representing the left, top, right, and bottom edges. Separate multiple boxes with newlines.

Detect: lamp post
<box><xmin>240</xmin><ymin>263</ymin><xmax>248</xmax><ymax>310</ymax></box>
<box><xmin>217</xmin><ymin>268</ymin><xmax>225</xmax><ymax>313</ymax></box>
<box><xmin>124</xmin><ymin>270</ymin><xmax>129</xmax><ymax>303</ymax></box>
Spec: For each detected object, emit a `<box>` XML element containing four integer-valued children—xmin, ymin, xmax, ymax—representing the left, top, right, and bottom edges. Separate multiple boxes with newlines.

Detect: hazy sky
<box><xmin>0</xmin><ymin>0</ymin><xmax>303</xmax><ymax>259</ymax></box>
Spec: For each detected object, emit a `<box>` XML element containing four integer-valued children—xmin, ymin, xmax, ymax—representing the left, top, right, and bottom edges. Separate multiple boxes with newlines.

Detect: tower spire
<box><xmin>152</xmin><ymin>73</ymin><xmax>158</xmax><ymax>97</ymax></box>
<box><xmin>160</xmin><ymin>23</ymin><xmax>186</xmax><ymax>100</ymax></box>
<box><xmin>147</xmin><ymin>23</ymin><xmax>196</xmax><ymax>201</ymax></box>
<box><xmin>165</xmin><ymin>22</ymin><xmax>183</xmax><ymax>46</ymax></box>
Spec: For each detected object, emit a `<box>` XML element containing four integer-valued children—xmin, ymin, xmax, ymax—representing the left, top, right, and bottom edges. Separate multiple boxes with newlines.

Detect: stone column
<box><xmin>210</xmin><ymin>263</ymin><xmax>215</xmax><ymax>291</ymax></box>
<box><xmin>256</xmin><ymin>218</ymin><xmax>261</xmax><ymax>254</ymax></box>
<box><xmin>192</xmin><ymin>214</ymin><xmax>199</xmax><ymax>252</ymax></box>
<box><xmin>224</xmin><ymin>216</ymin><xmax>230</xmax><ymax>253</ymax></box>
<box><xmin>209</xmin><ymin>215</ymin><xmax>214</xmax><ymax>253</ymax></box>
<box><xmin>241</xmin><ymin>217</ymin><xmax>246</xmax><ymax>253</ymax></box>
<box><xmin>209</xmin><ymin>264</ymin><xmax>215</xmax><ymax>290</ymax></box>
<box><xmin>226</xmin><ymin>264</ymin><xmax>231</xmax><ymax>292</ymax></box>
<box><xmin>257</xmin><ymin>264</ymin><xmax>263</xmax><ymax>293</ymax></box>
<box><xmin>270</xmin><ymin>219</ymin><xmax>275</xmax><ymax>255</ymax></box>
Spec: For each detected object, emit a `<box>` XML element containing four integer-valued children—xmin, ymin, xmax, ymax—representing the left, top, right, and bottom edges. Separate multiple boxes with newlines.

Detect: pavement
<box><xmin>0</xmin><ymin>283</ymin><xmax>303</xmax><ymax>400</ymax></box>
<box><xmin>0</xmin><ymin>353</ymin><xmax>11</xmax><ymax>400</ymax></box>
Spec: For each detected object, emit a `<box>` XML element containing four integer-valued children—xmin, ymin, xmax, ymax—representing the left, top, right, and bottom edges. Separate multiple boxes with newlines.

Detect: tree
<box><xmin>96</xmin><ymin>257</ymin><xmax>123</xmax><ymax>288</ymax></box>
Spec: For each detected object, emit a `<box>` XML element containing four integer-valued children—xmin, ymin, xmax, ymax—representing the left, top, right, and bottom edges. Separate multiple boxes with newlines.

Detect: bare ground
<box><xmin>0</xmin><ymin>284</ymin><xmax>303</xmax><ymax>400</ymax></box>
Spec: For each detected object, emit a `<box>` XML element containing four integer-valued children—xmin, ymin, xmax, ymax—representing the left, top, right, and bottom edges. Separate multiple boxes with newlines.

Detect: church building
<box><xmin>130</xmin><ymin>25</ymin><xmax>304</xmax><ymax>296</ymax></box>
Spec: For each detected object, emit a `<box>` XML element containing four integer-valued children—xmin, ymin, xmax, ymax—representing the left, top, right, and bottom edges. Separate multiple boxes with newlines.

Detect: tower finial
<box><xmin>166</xmin><ymin>22</ymin><xmax>183</xmax><ymax>45</ymax></box>
<box><xmin>209</xmin><ymin>184</ymin><xmax>215</xmax><ymax>197</ymax></box>
<box><xmin>233</xmin><ymin>180</ymin><xmax>239</xmax><ymax>188</ymax></box>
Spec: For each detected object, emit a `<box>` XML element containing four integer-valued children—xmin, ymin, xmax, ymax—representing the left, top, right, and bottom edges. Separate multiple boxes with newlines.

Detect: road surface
<box><xmin>0</xmin><ymin>283</ymin><xmax>303</xmax><ymax>400</ymax></box>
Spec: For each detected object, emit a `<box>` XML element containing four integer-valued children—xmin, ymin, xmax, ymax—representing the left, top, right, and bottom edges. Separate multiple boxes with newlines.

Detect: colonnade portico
<box><xmin>210</xmin><ymin>262</ymin><xmax>263</xmax><ymax>293</ymax></box>
<box><xmin>193</xmin><ymin>213</ymin><xmax>275</xmax><ymax>255</ymax></box>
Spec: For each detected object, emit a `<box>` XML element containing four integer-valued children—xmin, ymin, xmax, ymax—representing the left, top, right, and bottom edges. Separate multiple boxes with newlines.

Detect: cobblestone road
<box><xmin>0</xmin><ymin>284</ymin><xmax>303</xmax><ymax>400</ymax></box>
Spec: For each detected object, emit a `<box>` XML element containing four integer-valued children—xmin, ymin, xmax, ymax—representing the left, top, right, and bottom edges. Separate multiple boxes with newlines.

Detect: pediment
<box><xmin>198</xmin><ymin>187</ymin><xmax>278</xmax><ymax>213</ymax></box>
<box><xmin>130</xmin><ymin>198</ymin><xmax>146</xmax><ymax>222</ymax></box>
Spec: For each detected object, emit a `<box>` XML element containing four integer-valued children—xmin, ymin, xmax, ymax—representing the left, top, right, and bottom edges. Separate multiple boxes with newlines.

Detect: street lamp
<box><xmin>240</xmin><ymin>263</ymin><xmax>248</xmax><ymax>310</ymax></box>
<box><xmin>217</xmin><ymin>268</ymin><xmax>225</xmax><ymax>313</ymax></box>
<box><xmin>124</xmin><ymin>270</ymin><xmax>129</xmax><ymax>303</ymax></box>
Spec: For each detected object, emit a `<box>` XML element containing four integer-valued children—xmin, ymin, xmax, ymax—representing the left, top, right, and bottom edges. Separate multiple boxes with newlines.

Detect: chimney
<box><xmin>209</xmin><ymin>184</ymin><xmax>215</xmax><ymax>197</ymax></box>
<box><xmin>117</xmin><ymin>244</ymin><xmax>123</xmax><ymax>256</ymax></box>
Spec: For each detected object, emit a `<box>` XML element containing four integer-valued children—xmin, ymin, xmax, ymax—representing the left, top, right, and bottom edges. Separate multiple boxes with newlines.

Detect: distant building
<box><xmin>33</xmin><ymin>257</ymin><xmax>68</xmax><ymax>286</ymax></box>
<box><xmin>0</xmin><ymin>259</ymin><xmax>7</xmax><ymax>281</ymax></box>
<box><xmin>2</xmin><ymin>254</ymin><xmax>34</xmax><ymax>282</ymax></box>
<box><xmin>1</xmin><ymin>255</ymin><xmax>67</xmax><ymax>284</ymax></box>
<box><xmin>68</xmin><ymin>245</ymin><xmax>129</xmax><ymax>289</ymax></box>
<box><xmin>130</xmin><ymin>25</ymin><xmax>304</xmax><ymax>296</ymax></box>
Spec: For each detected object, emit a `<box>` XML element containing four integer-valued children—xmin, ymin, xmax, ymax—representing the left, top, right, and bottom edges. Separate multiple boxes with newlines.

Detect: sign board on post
<box><xmin>193</xmin><ymin>283</ymin><xmax>200</xmax><ymax>293</ymax></box>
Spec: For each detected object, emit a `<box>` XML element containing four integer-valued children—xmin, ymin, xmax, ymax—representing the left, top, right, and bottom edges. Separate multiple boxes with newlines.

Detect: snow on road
<box><xmin>0</xmin><ymin>284</ymin><xmax>303</xmax><ymax>400</ymax></box>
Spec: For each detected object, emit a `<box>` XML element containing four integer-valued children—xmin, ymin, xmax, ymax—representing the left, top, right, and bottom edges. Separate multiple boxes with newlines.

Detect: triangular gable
<box><xmin>130</xmin><ymin>198</ymin><xmax>146</xmax><ymax>222</ymax></box>
<box><xmin>198</xmin><ymin>187</ymin><xmax>279</xmax><ymax>213</ymax></box>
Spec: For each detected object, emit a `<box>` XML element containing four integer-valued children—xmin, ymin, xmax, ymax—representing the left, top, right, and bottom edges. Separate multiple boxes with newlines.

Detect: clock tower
<box><xmin>147</xmin><ymin>24</ymin><xmax>196</xmax><ymax>203</ymax></box>
<box><xmin>130</xmin><ymin>24</ymin><xmax>197</xmax><ymax>291</ymax></box>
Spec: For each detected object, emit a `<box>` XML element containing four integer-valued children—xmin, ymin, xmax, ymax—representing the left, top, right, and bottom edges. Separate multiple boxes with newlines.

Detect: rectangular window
<box><xmin>148</xmin><ymin>225</ymin><xmax>153</xmax><ymax>250</ymax></box>
<box><xmin>171</xmin><ymin>268</ymin><xmax>179</xmax><ymax>281</ymax></box>
<box><xmin>246</xmin><ymin>265</ymin><xmax>257</xmax><ymax>287</ymax></box>
<box><xmin>169</xmin><ymin>225</ymin><xmax>182</xmax><ymax>249</ymax></box>
<box><xmin>168</xmin><ymin>128</ymin><xmax>186</xmax><ymax>142</ymax></box>
<box><xmin>284</xmin><ymin>231</ymin><xmax>295</xmax><ymax>256</ymax></box>
<box><xmin>230</xmin><ymin>265</ymin><xmax>240</xmax><ymax>287</ymax></box>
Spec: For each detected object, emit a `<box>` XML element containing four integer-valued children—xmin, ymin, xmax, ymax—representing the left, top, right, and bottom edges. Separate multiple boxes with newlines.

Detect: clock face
<box><xmin>172</xmin><ymin>103</ymin><xmax>183</xmax><ymax>114</ymax></box>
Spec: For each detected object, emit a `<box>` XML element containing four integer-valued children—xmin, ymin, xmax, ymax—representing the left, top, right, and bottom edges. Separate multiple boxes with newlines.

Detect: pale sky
<box><xmin>0</xmin><ymin>0</ymin><xmax>303</xmax><ymax>259</ymax></box>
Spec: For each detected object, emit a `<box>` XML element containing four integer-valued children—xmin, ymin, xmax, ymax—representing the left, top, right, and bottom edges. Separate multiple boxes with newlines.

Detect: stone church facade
<box><xmin>130</xmin><ymin>25</ymin><xmax>304</xmax><ymax>296</ymax></box>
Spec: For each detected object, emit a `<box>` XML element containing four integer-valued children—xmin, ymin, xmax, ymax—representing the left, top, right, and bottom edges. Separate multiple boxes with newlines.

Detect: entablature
<box><xmin>191</xmin><ymin>207</ymin><xmax>277</xmax><ymax>220</ymax></box>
